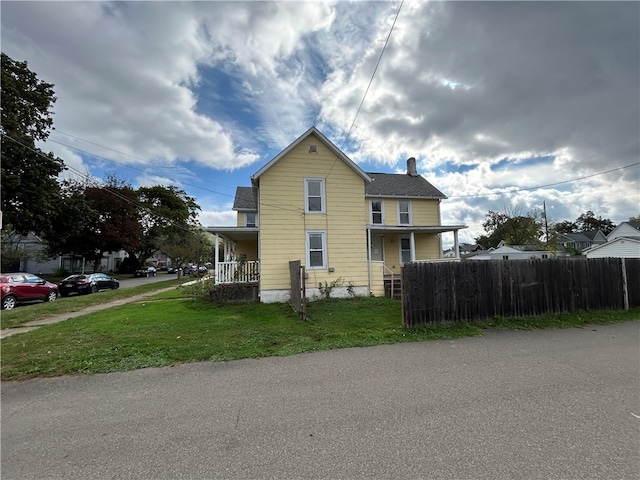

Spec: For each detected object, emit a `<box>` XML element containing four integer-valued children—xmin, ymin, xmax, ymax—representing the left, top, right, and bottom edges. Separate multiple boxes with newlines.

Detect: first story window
<box><xmin>306</xmin><ymin>231</ymin><xmax>327</xmax><ymax>269</ymax></box>
<box><xmin>245</xmin><ymin>213</ymin><xmax>257</xmax><ymax>227</ymax></box>
<box><xmin>400</xmin><ymin>236</ymin><xmax>412</xmax><ymax>263</ymax></box>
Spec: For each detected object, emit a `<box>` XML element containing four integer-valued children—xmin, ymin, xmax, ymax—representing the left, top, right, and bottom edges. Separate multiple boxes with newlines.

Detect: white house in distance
<box><xmin>465</xmin><ymin>242</ymin><xmax>553</xmax><ymax>261</ymax></box>
<box><xmin>583</xmin><ymin>221</ymin><xmax>640</xmax><ymax>259</ymax></box>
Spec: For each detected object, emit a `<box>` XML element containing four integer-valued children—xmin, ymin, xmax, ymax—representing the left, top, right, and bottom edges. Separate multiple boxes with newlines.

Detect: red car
<box><xmin>0</xmin><ymin>272</ymin><xmax>59</xmax><ymax>310</ymax></box>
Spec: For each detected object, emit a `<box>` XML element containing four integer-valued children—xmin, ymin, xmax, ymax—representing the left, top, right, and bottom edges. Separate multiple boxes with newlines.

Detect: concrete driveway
<box><xmin>2</xmin><ymin>321</ymin><xmax>639</xmax><ymax>479</ymax></box>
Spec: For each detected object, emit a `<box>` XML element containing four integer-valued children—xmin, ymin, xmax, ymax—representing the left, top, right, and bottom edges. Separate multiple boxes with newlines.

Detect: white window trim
<box><xmin>369</xmin><ymin>199</ymin><xmax>385</xmax><ymax>225</ymax></box>
<box><xmin>245</xmin><ymin>212</ymin><xmax>258</xmax><ymax>227</ymax></box>
<box><xmin>304</xmin><ymin>178</ymin><xmax>326</xmax><ymax>214</ymax></box>
<box><xmin>306</xmin><ymin>230</ymin><xmax>327</xmax><ymax>270</ymax></box>
<box><xmin>399</xmin><ymin>235</ymin><xmax>412</xmax><ymax>264</ymax></box>
<box><xmin>397</xmin><ymin>200</ymin><xmax>412</xmax><ymax>225</ymax></box>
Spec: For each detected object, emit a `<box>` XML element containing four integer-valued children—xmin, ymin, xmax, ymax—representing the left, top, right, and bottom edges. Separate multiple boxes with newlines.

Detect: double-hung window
<box><xmin>245</xmin><ymin>213</ymin><xmax>257</xmax><ymax>227</ymax></box>
<box><xmin>370</xmin><ymin>200</ymin><xmax>384</xmax><ymax>224</ymax></box>
<box><xmin>305</xmin><ymin>178</ymin><xmax>325</xmax><ymax>213</ymax></box>
<box><xmin>306</xmin><ymin>231</ymin><xmax>327</xmax><ymax>269</ymax></box>
<box><xmin>400</xmin><ymin>237</ymin><xmax>412</xmax><ymax>263</ymax></box>
<box><xmin>398</xmin><ymin>200</ymin><xmax>411</xmax><ymax>225</ymax></box>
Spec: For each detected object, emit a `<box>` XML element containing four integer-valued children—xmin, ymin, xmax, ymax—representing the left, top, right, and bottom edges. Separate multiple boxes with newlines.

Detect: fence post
<box><xmin>621</xmin><ymin>258</ymin><xmax>629</xmax><ymax>311</ymax></box>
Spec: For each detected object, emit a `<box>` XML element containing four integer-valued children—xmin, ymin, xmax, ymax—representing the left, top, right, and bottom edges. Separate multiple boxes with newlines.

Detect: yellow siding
<box><xmin>415</xmin><ymin>233</ymin><xmax>441</xmax><ymax>260</ymax></box>
<box><xmin>259</xmin><ymin>133</ymin><xmax>369</xmax><ymax>292</ymax></box>
<box><xmin>235</xmin><ymin>240</ymin><xmax>258</xmax><ymax>260</ymax></box>
<box><xmin>236</xmin><ymin>213</ymin><xmax>243</xmax><ymax>227</ymax></box>
<box><xmin>365</xmin><ymin>198</ymin><xmax>440</xmax><ymax>226</ymax></box>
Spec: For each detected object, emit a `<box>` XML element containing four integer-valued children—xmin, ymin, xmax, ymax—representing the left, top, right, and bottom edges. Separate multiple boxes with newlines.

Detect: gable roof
<box><xmin>365</xmin><ymin>172</ymin><xmax>446</xmax><ymax>199</ymax></box>
<box><xmin>232</xmin><ymin>186</ymin><xmax>257</xmax><ymax>212</ymax></box>
<box><xmin>251</xmin><ymin>126</ymin><xmax>371</xmax><ymax>184</ymax></box>
<box><xmin>560</xmin><ymin>230</ymin><xmax>605</xmax><ymax>243</ymax></box>
<box><xmin>583</xmin><ymin>236</ymin><xmax>640</xmax><ymax>256</ymax></box>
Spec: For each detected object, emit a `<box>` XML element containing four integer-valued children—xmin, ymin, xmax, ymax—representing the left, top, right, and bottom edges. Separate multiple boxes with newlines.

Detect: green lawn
<box><xmin>2</xmin><ymin>289</ymin><xmax>638</xmax><ymax>380</ymax></box>
<box><xmin>0</xmin><ymin>278</ymin><xmax>184</xmax><ymax>329</ymax></box>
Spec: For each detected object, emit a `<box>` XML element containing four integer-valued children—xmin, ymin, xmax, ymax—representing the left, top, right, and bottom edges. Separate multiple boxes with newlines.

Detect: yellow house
<box><xmin>207</xmin><ymin>127</ymin><xmax>466</xmax><ymax>303</ymax></box>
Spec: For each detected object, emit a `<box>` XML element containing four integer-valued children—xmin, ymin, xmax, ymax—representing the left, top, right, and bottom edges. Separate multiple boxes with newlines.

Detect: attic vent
<box><xmin>309</xmin><ymin>145</ymin><xmax>318</xmax><ymax>154</ymax></box>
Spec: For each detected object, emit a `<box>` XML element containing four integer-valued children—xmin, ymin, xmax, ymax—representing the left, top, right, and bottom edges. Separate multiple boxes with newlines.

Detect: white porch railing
<box><xmin>216</xmin><ymin>261</ymin><xmax>260</xmax><ymax>284</ymax></box>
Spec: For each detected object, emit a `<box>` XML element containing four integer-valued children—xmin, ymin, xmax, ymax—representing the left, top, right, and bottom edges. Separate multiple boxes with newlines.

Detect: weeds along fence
<box><xmin>401</xmin><ymin>257</ymin><xmax>640</xmax><ymax>327</ymax></box>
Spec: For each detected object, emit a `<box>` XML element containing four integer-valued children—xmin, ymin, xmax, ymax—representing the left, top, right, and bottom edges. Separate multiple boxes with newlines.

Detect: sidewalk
<box><xmin>0</xmin><ymin>287</ymin><xmax>177</xmax><ymax>339</ymax></box>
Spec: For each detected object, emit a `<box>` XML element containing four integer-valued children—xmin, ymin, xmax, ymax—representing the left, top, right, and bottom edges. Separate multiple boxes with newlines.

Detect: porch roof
<box><xmin>205</xmin><ymin>226</ymin><xmax>259</xmax><ymax>242</ymax></box>
<box><xmin>367</xmin><ymin>224</ymin><xmax>467</xmax><ymax>234</ymax></box>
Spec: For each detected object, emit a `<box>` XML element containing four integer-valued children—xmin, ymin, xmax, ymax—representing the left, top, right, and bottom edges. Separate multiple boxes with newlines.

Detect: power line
<box><xmin>325</xmin><ymin>0</ymin><xmax>404</xmax><ymax>181</ymax></box>
<box><xmin>448</xmin><ymin>162</ymin><xmax>639</xmax><ymax>199</ymax></box>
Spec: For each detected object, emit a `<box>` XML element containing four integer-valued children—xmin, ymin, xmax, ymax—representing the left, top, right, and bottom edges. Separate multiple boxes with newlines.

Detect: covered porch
<box><xmin>366</xmin><ymin>224</ymin><xmax>466</xmax><ymax>296</ymax></box>
<box><xmin>208</xmin><ymin>227</ymin><xmax>260</xmax><ymax>284</ymax></box>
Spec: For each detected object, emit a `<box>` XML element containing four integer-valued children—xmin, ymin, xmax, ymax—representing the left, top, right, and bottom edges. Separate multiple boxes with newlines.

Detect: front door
<box><xmin>370</xmin><ymin>234</ymin><xmax>384</xmax><ymax>261</ymax></box>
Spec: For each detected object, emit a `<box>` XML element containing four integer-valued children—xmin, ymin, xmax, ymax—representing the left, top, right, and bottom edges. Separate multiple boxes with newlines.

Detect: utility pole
<box><xmin>543</xmin><ymin>201</ymin><xmax>549</xmax><ymax>245</ymax></box>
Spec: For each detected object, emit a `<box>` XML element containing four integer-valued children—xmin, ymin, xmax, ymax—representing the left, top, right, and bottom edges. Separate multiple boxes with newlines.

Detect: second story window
<box><xmin>245</xmin><ymin>213</ymin><xmax>257</xmax><ymax>227</ymax></box>
<box><xmin>305</xmin><ymin>178</ymin><xmax>325</xmax><ymax>213</ymax></box>
<box><xmin>370</xmin><ymin>200</ymin><xmax>383</xmax><ymax>224</ymax></box>
<box><xmin>398</xmin><ymin>200</ymin><xmax>411</xmax><ymax>225</ymax></box>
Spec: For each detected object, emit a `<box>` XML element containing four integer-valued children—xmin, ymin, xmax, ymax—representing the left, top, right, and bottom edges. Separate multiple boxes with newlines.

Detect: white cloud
<box><xmin>2</xmin><ymin>1</ymin><xmax>637</xmax><ymax>241</ymax></box>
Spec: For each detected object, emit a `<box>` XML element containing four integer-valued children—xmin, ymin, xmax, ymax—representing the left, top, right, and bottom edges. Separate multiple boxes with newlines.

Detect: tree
<box><xmin>553</xmin><ymin>220</ymin><xmax>578</xmax><ymax>234</ymax></box>
<box><xmin>475</xmin><ymin>207</ymin><xmax>544</xmax><ymax>249</ymax></box>
<box><xmin>575</xmin><ymin>211</ymin><xmax>616</xmax><ymax>235</ymax></box>
<box><xmin>1</xmin><ymin>52</ymin><xmax>65</xmax><ymax>236</ymax></box>
<box><xmin>48</xmin><ymin>176</ymin><xmax>143</xmax><ymax>272</ymax></box>
<box><xmin>159</xmin><ymin>227</ymin><xmax>211</xmax><ymax>278</ymax></box>
<box><xmin>128</xmin><ymin>185</ymin><xmax>201</xmax><ymax>266</ymax></box>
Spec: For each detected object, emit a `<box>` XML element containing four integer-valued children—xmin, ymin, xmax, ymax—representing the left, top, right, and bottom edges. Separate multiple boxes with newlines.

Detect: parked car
<box><xmin>183</xmin><ymin>264</ymin><xmax>208</xmax><ymax>276</ymax></box>
<box><xmin>167</xmin><ymin>266</ymin><xmax>181</xmax><ymax>274</ymax></box>
<box><xmin>134</xmin><ymin>266</ymin><xmax>157</xmax><ymax>277</ymax></box>
<box><xmin>0</xmin><ymin>272</ymin><xmax>59</xmax><ymax>310</ymax></box>
<box><xmin>58</xmin><ymin>273</ymin><xmax>120</xmax><ymax>297</ymax></box>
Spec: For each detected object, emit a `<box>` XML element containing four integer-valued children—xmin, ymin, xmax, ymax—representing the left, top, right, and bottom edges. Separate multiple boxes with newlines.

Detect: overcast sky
<box><xmin>2</xmin><ymin>1</ymin><xmax>638</xmax><ymax>248</ymax></box>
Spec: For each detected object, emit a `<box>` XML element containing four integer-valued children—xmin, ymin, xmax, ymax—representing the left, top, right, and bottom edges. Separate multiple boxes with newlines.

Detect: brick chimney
<box><xmin>407</xmin><ymin>157</ymin><xmax>418</xmax><ymax>176</ymax></box>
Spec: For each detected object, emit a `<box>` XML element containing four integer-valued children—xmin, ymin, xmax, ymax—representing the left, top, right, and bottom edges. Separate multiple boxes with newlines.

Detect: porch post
<box><xmin>367</xmin><ymin>227</ymin><xmax>372</xmax><ymax>295</ymax></box>
<box><xmin>410</xmin><ymin>231</ymin><xmax>416</xmax><ymax>262</ymax></box>
<box><xmin>214</xmin><ymin>234</ymin><xmax>220</xmax><ymax>281</ymax></box>
<box><xmin>454</xmin><ymin>230</ymin><xmax>460</xmax><ymax>259</ymax></box>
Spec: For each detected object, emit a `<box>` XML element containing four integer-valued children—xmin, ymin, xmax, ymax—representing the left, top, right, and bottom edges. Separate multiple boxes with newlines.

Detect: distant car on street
<box><xmin>134</xmin><ymin>266</ymin><xmax>157</xmax><ymax>278</ymax></box>
<box><xmin>58</xmin><ymin>273</ymin><xmax>120</xmax><ymax>297</ymax></box>
<box><xmin>183</xmin><ymin>264</ymin><xmax>208</xmax><ymax>276</ymax></box>
<box><xmin>0</xmin><ymin>272</ymin><xmax>59</xmax><ymax>310</ymax></box>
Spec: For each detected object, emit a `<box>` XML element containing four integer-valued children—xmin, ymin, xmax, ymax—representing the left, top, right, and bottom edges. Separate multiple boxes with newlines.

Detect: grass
<box><xmin>0</xmin><ymin>278</ymin><xmax>184</xmax><ymax>329</ymax></box>
<box><xmin>1</xmin><ymin>288</ymin><xmax>638</xmax><ymax>380</ymax></box>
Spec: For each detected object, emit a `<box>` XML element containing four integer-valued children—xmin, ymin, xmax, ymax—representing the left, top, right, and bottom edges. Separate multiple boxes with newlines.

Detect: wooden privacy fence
<box><xmin>289</xmin><ymin>260</ymin><xmax>306</xmax><ymax>320</ymax></box>
<box><xmin>402</xmin><ymin>257</ymin><xmax>640</xmax><ymax>327</ymax></box>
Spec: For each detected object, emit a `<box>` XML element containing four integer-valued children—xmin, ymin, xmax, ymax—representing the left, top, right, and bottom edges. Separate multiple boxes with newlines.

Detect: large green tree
<box><xmin>1</xmin><ymin>52</ymin><xmax>65</xmax><ymax>235</ymax></box>
<box><xmin>575</xmin><ymin>211</ymin><xmax>616</xmax><ymax>235</ymax></box>
<box><xmin>476</xmin><ymin>207</ymin><xmax>544</xmax><ymax>249</ymax></box>
<box><xmin>128</xmin><ymin>185</ymin><xmax>200</xmax><ymax>265</ymax></box>
<box><xmin>48</xmin><ymin>176</ymin><xmax>143</xmax><ymax>272</ymax></box>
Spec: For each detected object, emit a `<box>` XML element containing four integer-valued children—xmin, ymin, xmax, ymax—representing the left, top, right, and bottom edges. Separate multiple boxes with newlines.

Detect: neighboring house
<box><xmin>444</xmin><ymin>243</ymin><xmax>484</xmax><ymax>258</ymax></box>
<box><xmin>606</xmin><ymin>221</ymin><xmax>640</xmax><ymax>241</ymax></box>
<box><xmin>1</xmin><ymin>232</ymin><xmax>59</xmax><ymax>274</ymax></box>
<box><xmin>465</xmin><ymin>244</ymin><xmax>554</xmax><ymax>261</ymax></box>
<box><xmin>582</xmin><ymin>237</ymin><xmax>640</xmax><ymax>259</ymax></box>
<box><xmin>207</xmin><ymin>126</ymin><xmax>466</xmax><ymax>302</ymax></box>
<box><xmin>558</xmin><ymin>230</ymin><xmax>606</xmax><ymax>253</ymax></box>
<box><xmin>0</xmin><ymin>232</ymin><xmax>127</xmax><ymax>275</ymax></box>
<box><xmin>581</xmin><ymin>221</ymin><xmax>640</xmax><ymax>259</ymax></box>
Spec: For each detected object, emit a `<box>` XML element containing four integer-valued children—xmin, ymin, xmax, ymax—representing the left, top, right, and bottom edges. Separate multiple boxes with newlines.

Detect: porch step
<box><xmin>383</xmin><ymin>277</ymin><xmax>402</xmax><ymax>300</ymax></box>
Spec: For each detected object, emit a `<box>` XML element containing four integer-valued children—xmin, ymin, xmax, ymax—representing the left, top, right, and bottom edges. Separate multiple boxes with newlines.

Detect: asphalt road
<box><xmin>2</xmin><ymin>321</ymin><xmax>639</xmax><ymax>479</ymax></box>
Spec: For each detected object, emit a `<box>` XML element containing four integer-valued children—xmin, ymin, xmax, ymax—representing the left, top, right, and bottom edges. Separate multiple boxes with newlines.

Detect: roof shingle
<box><xmin>365</xmin><ymin>173</ymin><xmax>446</xmax><ymax>199</ymax></box>
<box><xmin>233</xmin><ymin>187</ymin><xmax>257</xmax><ymax>211</ymax></box>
